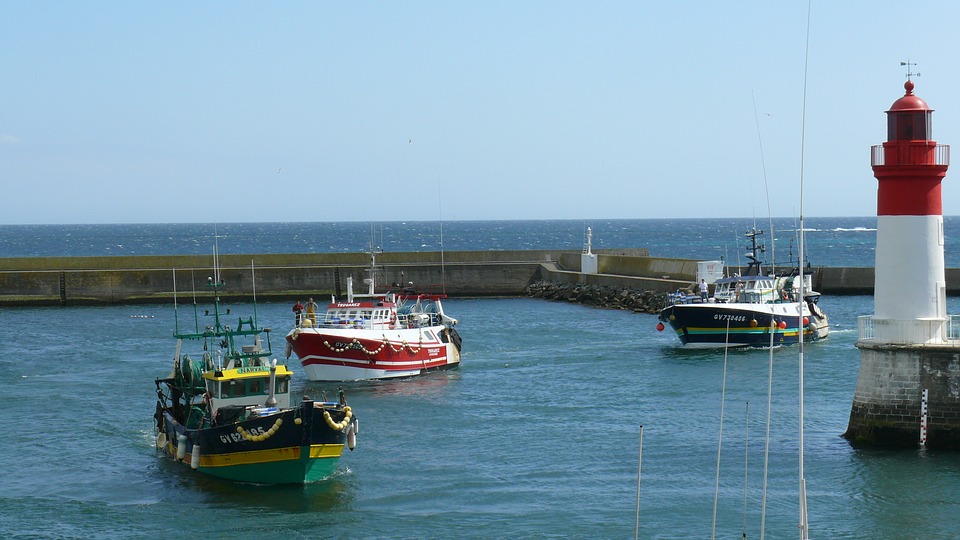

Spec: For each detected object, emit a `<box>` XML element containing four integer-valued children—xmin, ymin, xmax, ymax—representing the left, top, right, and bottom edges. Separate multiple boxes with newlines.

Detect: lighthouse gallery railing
<box><xmin>858</xmin><ymin>314</ymin><xmax>960</xmax><ymax>345</ymax></box>
<box><xmin>871</xmin><ymin>144</ymin><xmax>950</xmax><ymax>167</ymax></box>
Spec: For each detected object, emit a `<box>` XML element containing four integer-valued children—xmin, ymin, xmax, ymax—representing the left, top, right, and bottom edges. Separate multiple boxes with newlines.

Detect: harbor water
<box><xmin>2</xmin><ymin>219</ymin><xmax>960</xmax><ymax>538</ymax></box>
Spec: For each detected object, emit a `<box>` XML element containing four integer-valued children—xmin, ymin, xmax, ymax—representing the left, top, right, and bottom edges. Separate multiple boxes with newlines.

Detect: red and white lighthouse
<box><xmin>846</xmin><ymin>78</ymin><xmax>959</xmax><ymax>448</ymax></box>
<box><xmin>871</xmin><ymin>78</ymin><xmax>950</xmax><ymax>343</ymax></box>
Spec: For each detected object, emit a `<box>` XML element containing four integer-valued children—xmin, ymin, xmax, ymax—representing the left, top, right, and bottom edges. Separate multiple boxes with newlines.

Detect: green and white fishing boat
<box><xmin>153</xmin><ymin>253</ymin><xmax>357</xmax><ymax>484</ymax></box>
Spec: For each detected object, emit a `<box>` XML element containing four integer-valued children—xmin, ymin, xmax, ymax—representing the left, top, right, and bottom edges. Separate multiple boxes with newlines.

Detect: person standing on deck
<box><xmin>292</xmin><ymin>299</ymin><xmax>304</xmax><ymax>326</ymax></box>
<box><xmin>305</xmin><ymin>298</ymin><xmax>318</xmax><ymax>323</ymax></box>
<box><xmin>699</xmin><ymin>279</ymin><xmax>709</xmax><ymax>302</ymax></box>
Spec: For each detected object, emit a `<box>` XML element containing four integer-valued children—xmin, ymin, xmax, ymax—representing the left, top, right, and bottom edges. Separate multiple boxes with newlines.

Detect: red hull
<box><xmin>287</xmin><ymin>327</ymin><xmax>461</xmax><ymax>381</ymax></box>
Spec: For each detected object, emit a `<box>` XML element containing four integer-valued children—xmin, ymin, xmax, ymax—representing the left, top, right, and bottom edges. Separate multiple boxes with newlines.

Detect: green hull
<box><xmin>195</xmin><ymin>449</ymin><xmax>343</xmax><ymax>485</ymax></box>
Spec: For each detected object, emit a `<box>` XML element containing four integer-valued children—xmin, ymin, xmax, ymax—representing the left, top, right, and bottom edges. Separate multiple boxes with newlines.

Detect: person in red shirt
<box><xmin>292</xmin><ymin>300</ymin><xmax>304</xmax><ymax>325</ymax></box>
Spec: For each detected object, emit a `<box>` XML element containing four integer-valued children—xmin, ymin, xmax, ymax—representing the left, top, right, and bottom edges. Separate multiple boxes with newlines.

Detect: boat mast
<box><xmin>744</xmin><ymin>228</ymin><xmax>765</xmax><ymax>276</ymax></box>
<box><xmin>364</xmin><ymin>226</ymin><xmax>379</xmax><ymax>297</ymax></box>
<box><xmin>210</xmin><ymin>232</ymin><xmax>224</xmax><ymax>333</ymax></box>
<box><xmin>173</xmin><ymin>268</ymin><xmax>179</xmax><ymax>334</ymax></box>
<box><xmin>251</xmin><ymin>259</ymin><xmax>259</xmax><ymax>328</ymax></box>
<box><xmin>439</xmin><ymin>185</ymin><xmax>446</xmax><ymax>295</ymax></box>
<box><xmin>634</xmin><ymin>425</ymin><xmax>643</xmax><ymax>540</ymax></box>
<box><xmin>711</xmin><ymin>322</ymin><xmax>733</xmax><ymax>540</ymax></box>
<box><xmin>797</xmin><ymin>1</ymin><xmax>812</xmax><ymax>537</ymax></box>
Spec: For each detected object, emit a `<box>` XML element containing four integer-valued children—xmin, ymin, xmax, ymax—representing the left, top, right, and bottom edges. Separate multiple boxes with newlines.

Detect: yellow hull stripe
<box><xmin>682</xmin><ymin>327</ymin><xmax>801</xmax><ymax>336</ymax></box>
<box><xmin>196</xmin><ymin>444</ymin><xmax>344</xmax><ymax>468</ymax></box>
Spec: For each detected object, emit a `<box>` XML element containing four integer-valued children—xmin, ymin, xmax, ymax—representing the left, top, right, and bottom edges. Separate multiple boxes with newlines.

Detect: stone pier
<box><xmin>844</xmin><ymin>342</ymin><xmax>960</xmax><ymax>448</ymax></box>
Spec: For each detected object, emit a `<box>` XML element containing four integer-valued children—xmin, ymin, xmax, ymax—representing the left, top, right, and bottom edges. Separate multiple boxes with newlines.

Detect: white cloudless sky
<box><xmin>2</xmin><ymin>1</ymin><xmax>959</xmax><ymax>224</ymax></box>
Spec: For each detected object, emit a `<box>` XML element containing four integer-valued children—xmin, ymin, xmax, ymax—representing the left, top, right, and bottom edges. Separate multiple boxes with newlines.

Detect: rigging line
<box><xmin>797</xmin><ymin>1</ymin><xmax>813</xmax><ymax>538</ymax></box>
<box><xmin>752</xmin><ymin>91</ymin><xmax>776</xmax><ymax>276</ymax></box>
<box><xmin>760</xmin><ymin>318</ymin><xmax>776</xmax><ymax>540</ymax></box>
<box><xmin>711</xmin><ymin>319</ymin><xmax>732</xmax><ymax>540</ymax></box>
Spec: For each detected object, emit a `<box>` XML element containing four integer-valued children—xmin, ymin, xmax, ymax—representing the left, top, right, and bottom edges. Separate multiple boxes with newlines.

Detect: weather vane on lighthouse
<box><xmin>901</xmin><ymin>59</ymin><xmax>920</xmax><ymax>80</ymax></box>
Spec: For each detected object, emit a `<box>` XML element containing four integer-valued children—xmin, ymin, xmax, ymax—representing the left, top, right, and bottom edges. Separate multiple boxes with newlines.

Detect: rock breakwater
<box><xmin>525</xmin><ymin>280</ymin><xmax>670</xmax><ymax>314</ymax></box>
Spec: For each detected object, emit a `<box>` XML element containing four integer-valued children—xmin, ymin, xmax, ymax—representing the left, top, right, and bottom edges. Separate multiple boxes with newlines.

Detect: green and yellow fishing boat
<box><xmin>153</xmin><ymin>258</ymin><xmax>357</xmax><ymax>484</ymax></box>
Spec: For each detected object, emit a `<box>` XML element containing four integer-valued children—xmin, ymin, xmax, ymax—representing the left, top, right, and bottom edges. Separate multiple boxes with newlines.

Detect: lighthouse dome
<box><xmin>888</xmin><ymin>80</ymin><xmax>931</xmax><ymax>112</ymax></box>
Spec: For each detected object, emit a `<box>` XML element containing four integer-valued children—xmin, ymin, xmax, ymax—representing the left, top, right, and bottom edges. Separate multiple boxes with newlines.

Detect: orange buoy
<box><xmin>803</xmin><ymin>316</ymin><xmax>809</xmax><ymax>325</ymax></box>
<box><xmin>656</xmin><ymin>322</ymin><xmax>665</xmax><ymax>331</ymax></box>
<box><xmin>778</xmin><ymin>321</ymin><xmax>787</xmax><ymax>329</ymax></box>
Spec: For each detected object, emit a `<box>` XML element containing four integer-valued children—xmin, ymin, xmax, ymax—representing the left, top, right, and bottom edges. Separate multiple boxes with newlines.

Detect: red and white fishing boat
<box><xmin>284</xmin><ymin>256</ymin><xmax>462</xmax><ymax>381</ymax></box>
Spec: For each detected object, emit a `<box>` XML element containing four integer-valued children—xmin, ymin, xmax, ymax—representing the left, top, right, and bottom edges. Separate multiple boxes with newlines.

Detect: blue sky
<box><xmin>2</xmin><ymin>1</ymin><xmax>959</xmax><ymax>224</ymax></box>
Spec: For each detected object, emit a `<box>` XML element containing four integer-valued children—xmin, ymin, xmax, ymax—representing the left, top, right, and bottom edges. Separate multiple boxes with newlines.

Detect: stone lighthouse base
<box><xmin>845</xmin><ymin>343</ymin><xmax>960</xmax><ymax>448</ymax></box>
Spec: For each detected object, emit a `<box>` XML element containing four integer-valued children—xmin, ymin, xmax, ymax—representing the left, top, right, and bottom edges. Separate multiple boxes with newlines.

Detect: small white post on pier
<box><xmin>581</xmin><ymin>227</ymin><xmax>598</xmax><ymax>275</ymax></box>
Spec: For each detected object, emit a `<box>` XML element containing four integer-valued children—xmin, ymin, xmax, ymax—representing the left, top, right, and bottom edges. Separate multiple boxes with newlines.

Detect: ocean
<box><xmin>0</xmin><ymin>216</ymin><xmax>898</xmax><ymax>267</ymax></box>
<box><xmin>2</xmin><ymin>219</ymin><xmax>960</xmax><ymax>538</ymax></box>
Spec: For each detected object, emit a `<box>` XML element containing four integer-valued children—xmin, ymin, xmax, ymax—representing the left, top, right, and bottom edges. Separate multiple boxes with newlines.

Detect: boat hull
<box><xmin>659</xmin><ymin>302</ymin><xmax>829</xmax><ymax>348</ymax></box>
<box><xmin>287</xmin><ymin>326</ymin><xmax>462</xmax><ymax>381</ymax></box>
<box><xmin>155</xmin><ymin>400</ymin><xmax>351</xmax><ymax>485</ymax></box>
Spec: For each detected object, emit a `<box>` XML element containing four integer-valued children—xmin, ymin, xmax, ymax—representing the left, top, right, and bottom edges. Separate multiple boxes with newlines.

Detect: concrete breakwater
<box><xmin>0</xmin><ymin>250</ymin><xmax>566</xmax><ymax>306</ymax></box>
<box><xmin>2</xmin><ymin>248</ymin><xmax>959</xmax><ymax>306</ymax></box>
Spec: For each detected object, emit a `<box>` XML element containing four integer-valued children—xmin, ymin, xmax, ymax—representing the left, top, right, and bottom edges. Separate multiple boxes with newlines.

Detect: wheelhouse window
<box><xmin>218</xmin><ymin>377</ymin><xmax>274</xmax><ymax>398</ymax></box>
<box><xmin>247</xmin><ymin>378</ymin><xmax>265</xmax><ymax>395</ymax></box>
